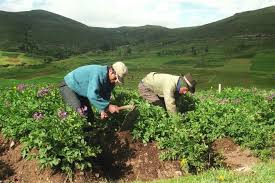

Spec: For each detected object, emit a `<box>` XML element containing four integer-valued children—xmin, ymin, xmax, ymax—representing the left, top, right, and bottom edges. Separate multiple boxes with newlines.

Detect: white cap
<box><xmin>112</xmin><ymin>61</ymin><xmax>128</xmax><ymax>83</ymax></box>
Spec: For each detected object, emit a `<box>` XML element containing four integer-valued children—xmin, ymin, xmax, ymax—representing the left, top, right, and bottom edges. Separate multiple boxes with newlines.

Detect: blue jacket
<box><xmin>64</xmin><ymin>65</ymin><xmax>114</xmax><ymax>112</ymax></box>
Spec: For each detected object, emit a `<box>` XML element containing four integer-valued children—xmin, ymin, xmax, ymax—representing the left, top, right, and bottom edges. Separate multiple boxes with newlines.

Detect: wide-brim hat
<box><xmin>182</xmin><ymin>73</ymin><xmax>197</xmax><ymax>93</ymax></box>
<box><xmin>112</xmin><ymin>61</ymin><xmax>128</xmax><ymax>83</ymax></box>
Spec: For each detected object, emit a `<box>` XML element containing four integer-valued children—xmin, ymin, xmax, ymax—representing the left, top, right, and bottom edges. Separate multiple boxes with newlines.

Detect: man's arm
<box><xmin>87</xmin><ymin>75</ymin><xmax>110</xmax><ymax>112</ymax></box>
<box><xmin>163</xmin><ymin>88</ymin><xmax>177</xmax><ymax>113</ymax></box>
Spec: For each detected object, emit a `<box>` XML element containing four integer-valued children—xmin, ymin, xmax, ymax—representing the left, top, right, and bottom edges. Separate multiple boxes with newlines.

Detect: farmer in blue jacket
<box><xmin>60</xmin><ymin>61</ymin><xmax>128</xmax><ymax>121</ymax></box>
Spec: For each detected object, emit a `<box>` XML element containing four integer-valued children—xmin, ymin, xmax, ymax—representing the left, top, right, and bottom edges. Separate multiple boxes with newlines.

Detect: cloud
<box><xmin>179</xmin><ymin>0</ymin><xmax>275</xmax><ymax>15</ymax></box>
<box><xmin>42</xmin><ymin>0</ymin><xmax>183</xmax><ymax>28</ymax></box>
<box><xmin>0</xmin><ymin>0</ymin><xmax>33</xmax><ymax>11</ymax></box>
<box><xmin>0</xmin><ymin>0</ymin><xmax>275</xmax><ymax>28</ymax></box>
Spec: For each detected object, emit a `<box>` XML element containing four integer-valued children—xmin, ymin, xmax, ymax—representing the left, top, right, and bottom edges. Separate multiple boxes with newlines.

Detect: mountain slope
<box><xmin>0</xmin><ymin>10</ymin><xmax>117</xmax><ymax>52</ymax></box>
<box><xmin>175</xmin><ymin>6</ymin><xmax>275</xmax><ymax>39</ymax></box>
<box><xmin>0</xmin><ymin>6</ymin><xmax>275</xmax><ymax>55</ymax></box>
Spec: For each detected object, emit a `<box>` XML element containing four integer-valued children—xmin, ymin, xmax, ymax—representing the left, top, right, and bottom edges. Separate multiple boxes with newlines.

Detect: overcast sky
<box><xmin>0</xmin><ymin>0</ymin><xmax>275</xmax><ymax>28</ymax></box>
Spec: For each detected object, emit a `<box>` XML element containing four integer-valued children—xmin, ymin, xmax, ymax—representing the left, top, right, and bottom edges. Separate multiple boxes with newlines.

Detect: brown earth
<box><xmin>0</xmin><ymin>133</ymin><xmax>263</xmax><ymax>183</ymax></box>
<box><xmin>211</xmin><ymin>137</ymin><xmax>260</xmax><ymax>172</ymax></box>
<box><xmin>0</xmin><ymin>132</ymin><xmax>182</xmax><ymax>183</ymax></box>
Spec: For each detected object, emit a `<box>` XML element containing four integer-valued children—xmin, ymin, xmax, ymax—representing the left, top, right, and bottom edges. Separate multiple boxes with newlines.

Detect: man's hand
<box><xmin>108</xmin><ymin>104</ymin><xmax>120</xmax><ymax>114</ymax></box>
<box><xmin>100</xmin><ymin>111</ymin><xmax>109</xmax><ymax>120</ymax></box>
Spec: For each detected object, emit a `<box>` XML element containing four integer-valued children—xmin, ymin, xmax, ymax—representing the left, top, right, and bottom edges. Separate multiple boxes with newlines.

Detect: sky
<box><xmin>0</xmin><ymin>0</ymin><xmax>275</xmax><ymax>28</ymax></box>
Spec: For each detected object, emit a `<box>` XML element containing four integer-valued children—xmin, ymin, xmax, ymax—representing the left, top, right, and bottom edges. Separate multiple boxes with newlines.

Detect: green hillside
<box><xmin>1</xmin><ymin>6</ymin><xmax>275</xmax><ymax>58</ymax></box>
<box><xmin>0</xmin><ymin>10</ymin><xmax>121</xmax><ymax>56</ymax></box>
<box><xmin>0</xmin><ymin>6</ymin><xmax>275</xmax><ymax>90</ymax></box>
<box><xmin>174</xmin><ymin>6</ymin><xmax>275</xmax><ymax>39</ymax></box>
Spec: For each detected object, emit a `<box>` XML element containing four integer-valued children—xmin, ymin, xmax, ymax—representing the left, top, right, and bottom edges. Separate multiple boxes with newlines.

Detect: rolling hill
<box><xmin>0</xmin><ymin>6</ymin><xmax>275</xmax><ymax>56</ymax></box>
<box><xmin>173</xmin><ymin>6</ymin><xmax>275</xmax><ymax>39</ymax></box>
<box><xmin>0</xmin><ymin>10</ymin><xmax>120</xmax><ymax>54</ymax></box>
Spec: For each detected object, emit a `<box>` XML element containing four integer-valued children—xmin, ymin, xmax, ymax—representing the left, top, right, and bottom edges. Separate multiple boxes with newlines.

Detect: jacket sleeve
<box><xmin>87</xmin><ymin>75</ymin><xmax>110</xmax><ymax>112</ymax></box>
<box><xmin>163</xmin><ymin>88</ymin><xmax>177</xmax><ymax>114</ymax></box>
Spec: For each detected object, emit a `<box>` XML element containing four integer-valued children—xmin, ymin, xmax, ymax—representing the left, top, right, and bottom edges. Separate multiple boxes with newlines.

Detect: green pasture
<box><xmin>251</xmin><ymin>51</ymin><xmax>275</xmax><ymax>72</ymax></box>
<box><xmin>0</xmin><ymin>50</ymin><xmax>274</xmax><ymax>89</ymax></box>
<box><xmin>0</xmin><ymin>51</ymin><xmax>42</xmax><ymax>66</ymax></box>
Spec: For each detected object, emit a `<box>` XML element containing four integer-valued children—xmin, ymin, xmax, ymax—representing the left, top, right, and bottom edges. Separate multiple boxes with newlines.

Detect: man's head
<box><xmin>109</xmin><ymin>61</ymin><xmax>128</xmax><ymax>84</ymax></box>
<box><xmin>178</xmin><ymin>73</ymin><xmax>197</xmax><ymax>94</ymax></box>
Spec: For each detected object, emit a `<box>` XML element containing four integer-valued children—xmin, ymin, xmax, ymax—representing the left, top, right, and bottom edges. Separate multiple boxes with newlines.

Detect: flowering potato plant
<box><xmin>0</xmin><ymin>84</ymin><xmax>274</xmax><ymax>176</ymax></box>
<box><xmin>0</xmin><ymin>84</ymin><xmax>101</xmax><ymax>176</ymax></box>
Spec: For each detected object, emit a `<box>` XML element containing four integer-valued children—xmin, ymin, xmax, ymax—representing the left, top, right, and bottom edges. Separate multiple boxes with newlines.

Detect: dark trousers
<box><xmin>59</xmin><ymin>81</ymin><xmax>94</xmax><ymax>123</ymax></box>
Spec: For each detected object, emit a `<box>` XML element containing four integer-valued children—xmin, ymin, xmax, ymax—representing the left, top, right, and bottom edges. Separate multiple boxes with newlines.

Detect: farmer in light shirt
<box><xmin>60</xmin><ymin>61</ymin><xmax>128</xmax><ymax>121</ymax></box>
<box><xmin>138</xmin><ymin>72</ymin><xmax>197</xmax><ymax>114</ymax></box>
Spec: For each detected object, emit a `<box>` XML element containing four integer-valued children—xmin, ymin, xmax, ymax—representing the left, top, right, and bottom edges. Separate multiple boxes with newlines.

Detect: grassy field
<box><xmin>251</xmin><ymin>51</ymin><xmax>275</xmax><ymax>72</ymax></box>
<box><xmin>0</xmin><ymin>51</ymin><xmax>42</xmax><ymax>66</ymax></box>
<box><xmin>0</xmin><ymin>49</ymin><xmax>274</xmax><ymax>90</ymax></box>
<box><xmin>134</xmin><ymin>162</ymin><xmax>275</xmax><ymax>183</ymax></box>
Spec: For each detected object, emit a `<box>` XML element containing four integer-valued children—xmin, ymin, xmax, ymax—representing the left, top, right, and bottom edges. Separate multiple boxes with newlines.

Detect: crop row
<box><xmin>0</xmin><ymin>84</ymin><xmax>274</xmax><ymax>176</ymax></box>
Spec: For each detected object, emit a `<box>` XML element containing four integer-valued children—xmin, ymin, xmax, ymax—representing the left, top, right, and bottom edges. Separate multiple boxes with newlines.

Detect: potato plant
<box><xmin>113</xmin><ymin>87</ymin><xmax>274</xmax><ymax>171</ymax></box>
<box><xmin>0</xmin><ymin>84</ymin><xmax>274</xmax><ymax>176</ymax></box>
<box><xmin>0</xmin><ymin>84</ymin><xmax>101</xmax><ymax>176</ymax></box>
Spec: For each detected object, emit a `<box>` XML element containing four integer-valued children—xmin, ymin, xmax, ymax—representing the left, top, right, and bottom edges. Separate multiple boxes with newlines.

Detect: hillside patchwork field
<box><xmin>0</xmin><ymin>48</ymin><xmax>275</xmax><ymax>89</ymax></box>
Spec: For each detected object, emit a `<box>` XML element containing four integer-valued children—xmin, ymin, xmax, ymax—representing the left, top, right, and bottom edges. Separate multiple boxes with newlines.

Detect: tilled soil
<box><xmin>211</xmin><ymin>137</ymin><xmax>260</xmax><ymax>172</ymax></box>
<box><xmin>0</xmin><ymin>132</ymin><xmax>182</xmax><ymax>183</ymax></box>
<box><xmin>0</xmin><ymin>133</ymin><xmax>263</xmax><ymax>183</ymax></box>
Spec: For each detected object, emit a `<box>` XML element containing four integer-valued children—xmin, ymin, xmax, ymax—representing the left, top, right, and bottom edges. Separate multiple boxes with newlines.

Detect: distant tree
<box><xmin>43</xmin><ymin>56</ymin><xmax>54</xmax><ymax>63</ymax></box>
<box><xmin>237</xmin><ymin>41</ymin><xmax>246</xmax><ymax>51</ymax></box>
<box><xmin>191</xmin><ymin>46</ymin><xmax>197</xmax><ymax>55</ymax></box>
<box><xmin>181</xmin><ymin>49</ymin><xmax>186</xmax><ymax>54</ymax></box>
<box><xmin>52</xmin><ymin>47</ymin><xmax>73</xmax><ymax>60</ymax></box>
<box><xmin>100</xmin><ymin>41</ymin><xmax>117</xmax><ymax>51</ymax></box>
<box><xmin>205</xmin><ymin>45</ymin><xmax>209</xmax><ymax>53</ymax></box>
<box><xmin>20</xmin><ymin>29</ymin><xmax>38</xmax><ymax>54</ymax></box>
<box><xmin>224</xmin><ymin>46</ymin><xmax>234</xmax><ymax>59</ymax></box>
<box><xmin>118</xmin><ymin>45</ymin><xmax>132</xmax><ymax>56</ymax></box>
<box><xmin>100</xmin><ymin>42</ymin><xmax>111</xmax><ymax>51</ymax></box>
<box><xmin>125</xmin><ymin>45</ymin><xmax>132</xmax><ymax>55</ymax></box>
